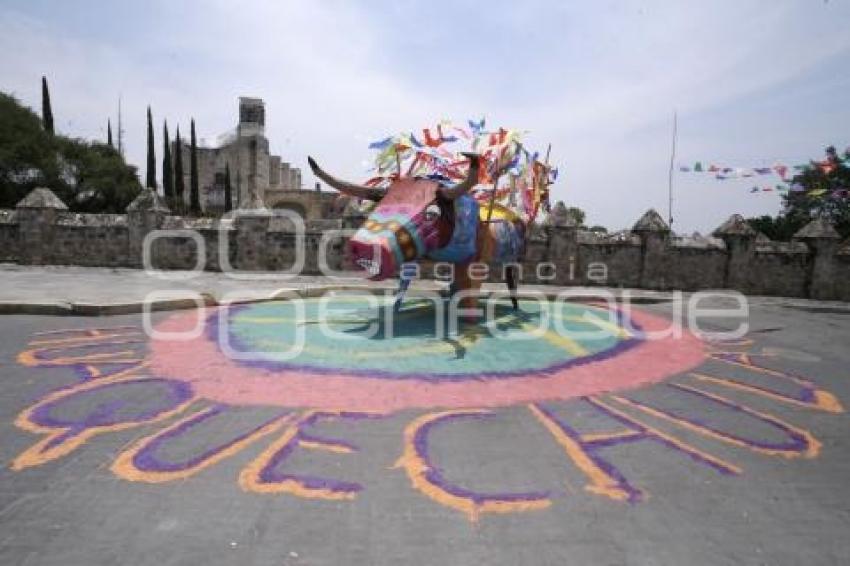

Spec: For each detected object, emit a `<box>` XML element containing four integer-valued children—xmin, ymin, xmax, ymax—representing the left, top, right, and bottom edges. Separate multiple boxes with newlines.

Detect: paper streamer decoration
<box><xmin>681</xmin><ymin>153</ymin><xmax>849</xmax><ymax>182</ymax></box>
<box><xmin>742</xmin><ymin>184</ymin><xmax>850</xmax><ymax>197</ymax></box>
<box><xmin>682</xmin><ymin>149</ymin><xmax>849</xmax><ymax>196</ymax></box>
<box><xmin>364</xmin><ymin>118</ymin><xmax>556</xmax><ymax>217</ymax></box>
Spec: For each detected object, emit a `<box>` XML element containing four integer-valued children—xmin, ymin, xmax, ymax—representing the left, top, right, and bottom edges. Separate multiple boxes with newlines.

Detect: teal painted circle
<box><xmin>223</xmin><ymin>296</ymin><xmax>640</xmax><ymax>381</ymax></box>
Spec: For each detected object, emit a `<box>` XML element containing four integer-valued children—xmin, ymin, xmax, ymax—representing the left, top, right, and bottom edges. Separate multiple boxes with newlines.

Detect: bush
<box><xmin>0</xmin><ymin>92</ymin><xmax>141</xmax><ymax>211</ymax></box>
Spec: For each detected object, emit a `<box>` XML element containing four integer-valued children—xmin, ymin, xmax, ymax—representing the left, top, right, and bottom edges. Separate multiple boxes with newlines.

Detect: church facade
<box><xmin>174</xmin><ymin>97</ymin><xmax>335</xmax><ymax>219</ymax></box>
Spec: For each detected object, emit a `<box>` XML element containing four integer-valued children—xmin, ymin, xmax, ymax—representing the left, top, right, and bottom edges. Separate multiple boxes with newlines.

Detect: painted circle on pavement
<box><xmin>150</xmin><ymin>295</ymin><xmax>706</xmax><ymax>412</ymax></box>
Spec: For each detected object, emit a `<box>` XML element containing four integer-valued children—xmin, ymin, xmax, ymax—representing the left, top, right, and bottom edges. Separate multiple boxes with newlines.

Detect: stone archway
<box><xmin>271</xmin><ymin>201</ymin><xmax>308</xmax><ymax>219</ymax></box>
<box><xmin>264</xmin><ymin>189</ymin><xmax>340</xmax><ymax>221</ymax></box>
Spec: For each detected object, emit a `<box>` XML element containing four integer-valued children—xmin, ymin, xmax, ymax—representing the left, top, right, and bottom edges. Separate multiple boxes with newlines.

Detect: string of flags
<box><xmin>678</xmin><ymin>149</ymin><xmax>850</xmax><ymax>198</ymax></box>
<box><xmin>679</xmin><ymin>158</ymin><xmax>848</xmax><ymax>179</ymax></box>
<box><xmin>744</xmin><ymin>184</ymin><xmax>850</xmax><ymax>196</ymax></box>
<box><xmin>364</xmin><ymin>118</ymin><xmax>557</xmax><ymax>212</ymax></box>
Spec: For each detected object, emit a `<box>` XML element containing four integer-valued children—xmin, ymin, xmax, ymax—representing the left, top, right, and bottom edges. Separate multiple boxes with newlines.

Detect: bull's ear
<box><xmin>308</xmin><ymin>156</ymin><xmax>386</xmax><ymax>201</ymax></box>
<box><xmin>439</xmin><ymin>153</ymin><xmax>480</xmax><ymax>200</ymax></box>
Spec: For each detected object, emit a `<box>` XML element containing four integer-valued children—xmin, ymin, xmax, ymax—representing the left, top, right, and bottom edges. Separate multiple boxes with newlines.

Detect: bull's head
<box><xmin>308</xmin><ymin>154</ymin><xmax>480</xmax><ymax>280</ymax></box>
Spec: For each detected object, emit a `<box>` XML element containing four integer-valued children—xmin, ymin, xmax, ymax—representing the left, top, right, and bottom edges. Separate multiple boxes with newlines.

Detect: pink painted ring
<box><xmin>149</xmin><ymin>304</ymin><xmax>705</xmax><ymax>413</ymax></box>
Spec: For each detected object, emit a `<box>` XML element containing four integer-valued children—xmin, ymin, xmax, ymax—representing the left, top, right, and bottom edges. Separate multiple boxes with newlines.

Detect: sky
<box><xmin>1</xmin><ymin>0</ymin><xmax>848</xmax><ymax>233</ymax></box>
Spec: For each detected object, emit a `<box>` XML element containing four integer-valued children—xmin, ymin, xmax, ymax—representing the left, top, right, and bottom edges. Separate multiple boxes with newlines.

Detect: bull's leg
<box><xmin>505</xmin><ymin>264</ymin><xmax>519</xmax><ymax>310</ymax></box>
<box><xmin>465</xmin><ymin>277</ymin><xmax>484</xmax><ymax>319</ymax></box>
<box><xmin>393</xmin><ymin>262</ymin><xmax>418</xmax><ymax>312</ymax></box>
<box><xmin>439</xmin><ymin>277</ymin><xmax>458</xmax><ymax>299</ymax></box>
<box><xmin>454</xmin><ymin>262</ymin><xmax>481</xmax><ymax>320</ymax></box>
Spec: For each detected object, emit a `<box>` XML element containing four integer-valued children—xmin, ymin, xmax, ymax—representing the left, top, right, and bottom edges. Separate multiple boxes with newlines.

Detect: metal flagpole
<box><xmin>667</xmin><ymin>110</ymin><xmax>677</xmax><ymax>228</ymax></box>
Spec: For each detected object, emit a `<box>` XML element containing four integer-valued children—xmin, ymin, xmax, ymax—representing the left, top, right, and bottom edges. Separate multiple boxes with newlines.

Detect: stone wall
<box><xmin>2</xmin><ymin>187</ymin><xmax>849</xmax><ymax>301</ymax></box>
<box><xmin>0</xmin><ymin>210</ymin><xmax>19</xmax><ymax>263</ymax></box>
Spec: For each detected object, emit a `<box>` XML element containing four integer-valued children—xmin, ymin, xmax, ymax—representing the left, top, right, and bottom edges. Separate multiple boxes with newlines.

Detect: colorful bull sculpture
<box><xmin>307</xmin><ymin>153</ymin><xmax>549</xmax><ymax>312</ymax></box>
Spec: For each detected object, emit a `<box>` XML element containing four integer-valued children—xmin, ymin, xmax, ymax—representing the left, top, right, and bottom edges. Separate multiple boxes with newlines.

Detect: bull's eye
<box><xmin>425</xmin><ymin>204</ymin><xmax>440</xmax><ymax>222</ymax></box>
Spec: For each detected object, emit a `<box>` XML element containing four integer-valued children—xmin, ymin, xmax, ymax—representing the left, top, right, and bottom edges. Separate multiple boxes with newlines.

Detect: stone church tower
<box><xmin>234</xmin><ymin>97</ymin><xmax>269</xmax><ymax>208</ymax></box>
<box><xmin>173</xmin><ymin>97</ymin><xmax>302</xmax><ymax>213</ymax></box>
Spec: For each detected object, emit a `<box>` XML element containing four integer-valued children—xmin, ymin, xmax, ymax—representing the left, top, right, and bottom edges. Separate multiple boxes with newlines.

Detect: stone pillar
<box><xmin>794</xmin><ymin>218</ymin><xmax>841</xmax><ymax>300</ymax></box>
<box><xmin>712</xmin><ymin>214</ymin><xmax>758</xmax><ymax>293</ymax></box>
<box><xmin>539</xmin><ymin>201</ymin><xmax>577</xmax><ymax>285</ymax></box>
<box><xmin>15</xmin><ymin>187</ymin><xmax>68</xmax><ymax>265</ymax></box>
<box><xmin>126</xmin><ymin>188</ymin><xmax>170</xmax><ymax>268</ymax></box>
<box><xmin>633</xmin><ymin>208</ymin><xmax>670</xmax><ymax>290</ymax></box>
<box><xmin>235</xmin><ymin>208</ymin><xmax>271</xmax><ymax>271</ymax></box>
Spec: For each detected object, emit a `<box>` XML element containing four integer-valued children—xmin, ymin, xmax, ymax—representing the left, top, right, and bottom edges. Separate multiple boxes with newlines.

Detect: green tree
<box><xmin>189</xmin><ymin>118</ymin><xmax>200</xmax><ymax>214</ymax></box>
<box><xmin>747</xmin><ymin>146</ymin><xmax>850</xmax><ymax>240</ymax></box>
<box><xmin>0</xmin><ymin>92</ymin><xmax>141</xmax><ymax>211</ymax></box>
<box><xmin>57</xmin><ymin>136</ymin><xmax>144</xmax><ymax>213</ymax></box>
<box><xmin>41</xmin><ymin>76</ymin><xmax>54</xmax><ymax>135</ymax></box>
<box><xmin>173</xmin><ymin>126</ymin><xmax>185</xmax><ymax>211</ymax></box>
<box><xmin>566</xmin><ymin>206</ymin><xmax>586</xmax><ymax>227</ymax></box>
<box><xmin>783</xmin><ymin>146</ymin><xmax>850</xmax><ymax>237</ymax></box>
<box><xmin>146</xmin><ymin>106</ymin><xmax>156</xmax><ymax>189</ymax></box>
<box><xmin>224</xmin><ymin>162</ymin><xmax>233</xmax><ymax>212</ymax></box>
<box><xmin>1</xmin><ymin>91</ymin><xmax>58</xmax><ymax>206</ymax></box>
<box><xmin>162</xmin><ymin>121</ymin><xmax>173</xmax><ymax>199</ymax></box>
<box><xmin>745</xmin><ymin>215</ymin><xmax>806</xmax><ymax>241</ymax></box>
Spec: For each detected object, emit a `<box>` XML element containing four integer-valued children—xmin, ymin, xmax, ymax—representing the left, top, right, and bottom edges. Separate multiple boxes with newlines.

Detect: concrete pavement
<box><xmin>0</xmin><ymin>263</ymin><xmax>683</xmax><ymax>315</ymax></box>
<box><xmin>2</xmin><ymin>263</ymin><xmax>847</xmax><ymax>315</ymax></box>
<box><xmin>0</xmin><ymin>265</ymin><xmax>848</xmax><ymax>565</ymax></box>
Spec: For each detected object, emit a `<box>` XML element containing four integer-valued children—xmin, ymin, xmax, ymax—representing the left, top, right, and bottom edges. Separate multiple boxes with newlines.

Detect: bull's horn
<box><xmin>308</xmin><ymin>156</ymin><xmax>386</xmax><ymax>201</ymax></box>
<box><xmin>439</xmin><ymin>152</ymin><xmax>480</xmax><ymax>200</ymax></box>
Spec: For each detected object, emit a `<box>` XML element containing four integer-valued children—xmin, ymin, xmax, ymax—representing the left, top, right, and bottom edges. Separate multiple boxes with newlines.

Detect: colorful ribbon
<box><xmin>364</xmin><ymin>118</ymin><xmax>555</xmax><ymax>218</ymax></box>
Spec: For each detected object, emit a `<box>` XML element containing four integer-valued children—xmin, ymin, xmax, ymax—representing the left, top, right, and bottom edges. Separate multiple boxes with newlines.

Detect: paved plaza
<box><xmin>0</xmin><ymin>265</ymin><xmax>848</xmax><ymax>565</ymax></box>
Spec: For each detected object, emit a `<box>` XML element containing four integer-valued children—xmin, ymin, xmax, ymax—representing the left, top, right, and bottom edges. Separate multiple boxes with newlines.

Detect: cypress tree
<box><xmin>146</xmin><ymin>106</ymin><xmax>156</xmax><ymax>189</ymax></box>
<box><xmin>189</xmin><ymin>118</ymin><xmax>200</xmax><ymax>214</ymax></box>
<box><xmin>41</xmin><ymin>76</ymin><xmax>54</xmax><ymax>134</ymax></box>
<box><xmin>107</xmin><ymin>119</ymin><xmax>113</xmax><ymax>148</ymax></box>
<box><xmin>224</xmin><ymin>162</ymin><xmax>233</xmax><ymax>212</ymax></box>
<box><xmin>162</xmin><ymin>121</ymin><xmax>173</xmax><ymax>199</ymax></box>
<box><xmin>174</xmin><ymin>126</ymin><xmax>185</xmax><ymax>211</ymax></box>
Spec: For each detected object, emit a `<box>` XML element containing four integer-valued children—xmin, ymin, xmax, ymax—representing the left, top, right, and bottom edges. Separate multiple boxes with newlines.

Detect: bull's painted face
<box><xmin>348</xmin><ymin>178</ymin><xmax>452</xmax><ymax>279</ymax></box>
